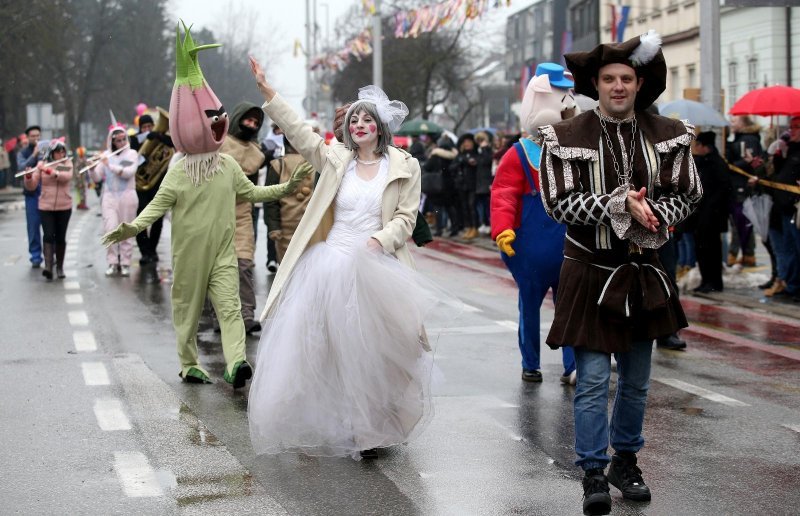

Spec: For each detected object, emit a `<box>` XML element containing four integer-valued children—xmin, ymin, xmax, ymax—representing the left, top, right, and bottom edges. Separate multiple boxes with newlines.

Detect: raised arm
<box><xmin>249</xmin><ymin>56</ymin><xmax>329</xmax><ymax>173</ymax></box>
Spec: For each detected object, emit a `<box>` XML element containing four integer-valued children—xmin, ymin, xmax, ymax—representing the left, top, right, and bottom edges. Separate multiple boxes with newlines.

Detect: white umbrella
<box><xmin>659</xmin><ymin>99</ymin><xmax>729</xmax><ymax>127</ymax></box>
<box><xmin>743</xmin><ymin>194</ymin><xmax>772</xmax><ymax>242</ymax></box>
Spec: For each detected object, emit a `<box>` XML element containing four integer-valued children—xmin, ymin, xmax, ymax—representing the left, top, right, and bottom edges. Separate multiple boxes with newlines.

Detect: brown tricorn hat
<box><xmin>564</xmin><ymin>30</ymin><xmax>667</xmax><ymax>111</ymax></box>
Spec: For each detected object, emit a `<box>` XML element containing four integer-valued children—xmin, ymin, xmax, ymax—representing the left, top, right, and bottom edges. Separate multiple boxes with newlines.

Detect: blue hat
<box><xmin>534</xmin><ymin>63</ymin><xmax>574</xmax><ymax>89</ymax></box>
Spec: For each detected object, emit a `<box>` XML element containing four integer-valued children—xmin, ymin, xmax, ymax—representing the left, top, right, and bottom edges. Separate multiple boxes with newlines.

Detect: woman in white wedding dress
<box><xmin>248</xmin><ymin>57</ymin><xmax>447</xmax><ymax>460</ymax></box>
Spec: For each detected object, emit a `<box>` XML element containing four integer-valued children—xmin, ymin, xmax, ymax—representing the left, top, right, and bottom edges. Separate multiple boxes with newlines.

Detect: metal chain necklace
<box><xmin>596</xmin><ymin>108</ymin><xmax>637</xmax><ymax>187</ymax></box>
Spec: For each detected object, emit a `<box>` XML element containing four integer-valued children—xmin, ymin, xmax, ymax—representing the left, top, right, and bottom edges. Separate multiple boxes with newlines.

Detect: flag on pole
<box><xmin>609</xmin><ymin>3</ymin><xmax>631</xmax><ymax>43</ymax></box>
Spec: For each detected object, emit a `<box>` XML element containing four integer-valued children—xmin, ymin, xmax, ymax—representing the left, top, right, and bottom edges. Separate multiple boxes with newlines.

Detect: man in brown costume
<box><xmin>538</xmin><ymin>31</ymin><xmax>702</xmax><ymax>516</ymax></box>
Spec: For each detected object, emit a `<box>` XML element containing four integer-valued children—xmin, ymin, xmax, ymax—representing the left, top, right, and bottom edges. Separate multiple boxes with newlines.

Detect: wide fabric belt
<box><xmin>564</xmin><ymin>238</ymin><xmax>672</xmax><ymax>319</ymax></box>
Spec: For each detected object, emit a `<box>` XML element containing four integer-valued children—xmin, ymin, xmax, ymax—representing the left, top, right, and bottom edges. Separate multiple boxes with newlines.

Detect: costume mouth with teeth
<box><xmin>169</xmin><ymin>21</ymin><xmax>229</xmax><ymax>185</ymax></box>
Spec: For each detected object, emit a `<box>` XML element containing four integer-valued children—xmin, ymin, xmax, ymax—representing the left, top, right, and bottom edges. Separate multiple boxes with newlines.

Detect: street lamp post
<box><xmin>372</xmin><ymin>0</ymin><xmax>383</xmax><ymax>88</ymax></box>
<box><xmin>305</xmin><ymin>0</ymin><xmax>313</xmax><ymax>118</ymax></box>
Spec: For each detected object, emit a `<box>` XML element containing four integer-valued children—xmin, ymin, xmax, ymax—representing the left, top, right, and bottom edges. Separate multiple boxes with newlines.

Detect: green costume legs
<box><xmin>171</xmin><ymin>254</ymin><xmax>215</xmax><ymax>380</ymax></box>
<box><xmin>207</xmin><ymin>255</ymin><xmax>248</xmax><ymax>378</ymax></box>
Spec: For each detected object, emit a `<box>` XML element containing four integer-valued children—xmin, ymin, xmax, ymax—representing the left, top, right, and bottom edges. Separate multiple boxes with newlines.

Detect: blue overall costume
<box><xmin>501</xmin><ymin>140</ymin><xmax>575</xmax><ymax>374</ymax></box>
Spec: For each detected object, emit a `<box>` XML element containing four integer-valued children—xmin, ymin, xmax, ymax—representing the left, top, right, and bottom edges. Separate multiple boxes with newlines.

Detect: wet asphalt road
<box><xmin>1</xmin><ymin>198</ymin><xmax>799</xmax><ymax>515</ymax></box>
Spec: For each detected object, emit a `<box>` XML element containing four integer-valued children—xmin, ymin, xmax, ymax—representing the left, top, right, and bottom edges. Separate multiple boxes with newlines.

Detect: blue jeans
<box><xmin>769</xmin><ymin>215</ymin><xmax>800</xmax><ymax>294</ymax></box>
<box><xmin>677</xmin><ymin>232</ymin><xmax>696</xmax><ymax>267</ymax></box>
<box><xmin>573</xmin><ymin>340</ymin><xmax>653</xmax><ymax>470</ymax></box>
<box><xmin>24</xmin><ymin>194</ymin><xmax>42</xmax><ymax>265</ymax></box>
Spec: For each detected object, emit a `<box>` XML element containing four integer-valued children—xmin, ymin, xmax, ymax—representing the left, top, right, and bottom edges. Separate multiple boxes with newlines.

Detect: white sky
<box><xmin>167</xmin><ymin>0</ymin><xmax>358</xmax><ymax>115</ymax></box>
<box><xmin>166</xmin><ymin>0</ymin><xmax>528</xmax><ymax>116</ymax></box>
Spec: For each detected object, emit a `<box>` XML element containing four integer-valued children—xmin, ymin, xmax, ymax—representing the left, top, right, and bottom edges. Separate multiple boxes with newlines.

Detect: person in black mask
<box><xmin>216</xmin><ymin>102</ymin><xmax>268</xmax><ymax>334</ymax></box>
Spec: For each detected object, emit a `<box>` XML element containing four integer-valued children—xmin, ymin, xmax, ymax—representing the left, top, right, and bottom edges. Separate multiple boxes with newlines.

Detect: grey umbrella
<box><xmin>658</xmin><ymin>99</ymin><xmax>729</xmax><ymax>127</ymax></box>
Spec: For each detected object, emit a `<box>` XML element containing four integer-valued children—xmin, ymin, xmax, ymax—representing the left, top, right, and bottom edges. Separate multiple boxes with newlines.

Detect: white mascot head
<box><xmin>519</xmin><ymin>63</ymin><xmax>580</xmax><ymax>135</ymax></box>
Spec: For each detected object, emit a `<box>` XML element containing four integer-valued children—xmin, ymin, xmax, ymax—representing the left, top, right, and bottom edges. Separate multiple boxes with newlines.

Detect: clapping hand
<box><xmin>626</xmin><ymin>187</ymin><xmax>659</xmax><ymax>233</ymax></box>
<box><xmin>101</xmin><ymin>223</ymin><xmax>138</xmax><ymax>247</ymax></box>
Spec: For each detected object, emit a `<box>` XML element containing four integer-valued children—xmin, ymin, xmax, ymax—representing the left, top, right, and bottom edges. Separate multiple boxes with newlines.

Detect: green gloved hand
<box><xmin>286</xmin><ymin>162</ymin><xmax>314</xmax><ymax>191</ymax></box>
<box><xmin>101</xmin><ymin>223</ymin><xmax>139</xmax><ymax>247</ymax></box>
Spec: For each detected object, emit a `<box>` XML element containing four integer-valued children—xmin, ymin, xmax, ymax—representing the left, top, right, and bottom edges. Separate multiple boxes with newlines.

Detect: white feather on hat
<box><xmin>630</xmin><ymin>30</ymin><xmax>662</xmax><ymax>67</ymax></box>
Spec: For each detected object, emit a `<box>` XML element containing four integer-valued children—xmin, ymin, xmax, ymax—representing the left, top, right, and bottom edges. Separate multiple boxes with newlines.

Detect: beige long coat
<box><xmin>258</xmin><ymin>94</ymin><xmax>421</xmax><ymax>322</ymax></box>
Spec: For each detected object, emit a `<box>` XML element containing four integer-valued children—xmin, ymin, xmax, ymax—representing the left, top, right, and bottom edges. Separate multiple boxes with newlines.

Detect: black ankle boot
<box><xmin>55</xmin><ymin>243</ymin><xmax>67</xmax><ymax>279</ymax></box>
<box><xmin>607</xmin><ymin>451</ymin><xmax>651</xmax><ymax>501</ymax></box>
<box><xmin>582</xmin><ymin>468</ymin><xmax>611</xmax><ymax>515</ymax></box>
<box><xmin>42</xmin><ymin>242</ymin><xmax>54</xmax><ymax>280</ymax></box>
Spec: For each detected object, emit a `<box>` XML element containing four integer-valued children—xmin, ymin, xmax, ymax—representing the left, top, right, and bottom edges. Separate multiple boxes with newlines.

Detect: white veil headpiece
<box><xmin>357</xmin><ymin>85</ymin><xmax>409</xmax><ymax>133</ymax></box>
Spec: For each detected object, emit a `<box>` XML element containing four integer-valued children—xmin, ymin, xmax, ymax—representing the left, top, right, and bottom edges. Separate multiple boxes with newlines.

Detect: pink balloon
<box><xmin>136</xmin><ymin>103</ymin><xmax>149</xmax><ymax>116</ymax></box>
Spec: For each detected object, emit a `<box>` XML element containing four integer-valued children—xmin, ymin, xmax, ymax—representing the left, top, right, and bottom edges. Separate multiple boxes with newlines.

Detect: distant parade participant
<box><xmin>218</xmin><ymin>101</ymin><xmax>269</xmax><ymax>333</ymax></box>
<box><xmin>264</xmin><ymin>133</ymin><xmax>315</xmax><ymax>263</ymax></box>
<box><xmin>17</xmin><ymin>126</ymin><xmax>44</xmax><ymax>268</ymax></box>
<box><xmin>132</xmin><ymin>111</ymin><xmax>174</xmax><ymax>267</ymax></box>
<box><xmin>73</xmin><ymin>147</ymin><xmax>90</xmax><ymax>210</ymax></box>
<box><xmin>23</xmin><ymin>139</ymin><xmax>74</xmax><ymax>280</ymax></box>
<box><xmin>491</xmin><ymin>62</ymin><xmax>578</xmax><ymax>385</ymax></box>
<box><xmin>538</xmin><ymin>32</ymin><xmax>701</xmax><ymax>515</ymax></box>
<box><xmin>91</xmin><ymin>125</ymin><xmax>139</xmax><ymax>277</ymax></box>
<box><xmin>101</xmin><ymin>23</ymin><xmax>309</xmax><ymax>388</ymax></box>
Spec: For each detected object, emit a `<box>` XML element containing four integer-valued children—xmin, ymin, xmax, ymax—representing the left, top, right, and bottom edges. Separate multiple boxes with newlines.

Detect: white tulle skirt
<box><xmin>248</xmin><ymin>239</ymin><xmax>452</xmax><ymax>460</ymax></box>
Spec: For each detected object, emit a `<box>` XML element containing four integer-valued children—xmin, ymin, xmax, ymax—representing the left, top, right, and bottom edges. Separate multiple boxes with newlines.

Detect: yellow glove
<box><xmin>496</xmin><ymin>229</ymin><xmax>516</xmax><ymax>257</ymax></box>
<box><xmin>101</xmin><ymin>223</ymin><xmax>139</xmax><ymax>247</ymax></box>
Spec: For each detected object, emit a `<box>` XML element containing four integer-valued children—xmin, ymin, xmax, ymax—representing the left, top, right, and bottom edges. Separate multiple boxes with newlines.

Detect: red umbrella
<box><xmin>4</xmin><ymin>137</ymin><xmax>17</xmax><ymax>152</ymax></box>
<box><xmin>729</xmin><ymin>85</ymin><xmax>800</xmax><ymax>116</ymax></box>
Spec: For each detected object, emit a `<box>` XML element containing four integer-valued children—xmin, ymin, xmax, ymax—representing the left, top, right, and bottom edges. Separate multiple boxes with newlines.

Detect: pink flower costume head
<box><xmin>169</xmin><ymin>21</ymin><xmax>229</xmax><ymax>186</ymax></box>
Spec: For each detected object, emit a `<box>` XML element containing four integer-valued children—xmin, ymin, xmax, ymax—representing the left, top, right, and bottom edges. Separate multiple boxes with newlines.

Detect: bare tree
<box><xmin>192</xmin><ymin>1</ymin><xmax>284</xmax><ymax>111</ymax></box>
<box><xmin>326</xmin><ymin>0</ymin><xmax>506</xmax><ymax>132</ymax></box>
<box><xmin>0</xmin><ymin>0</ymin><xmax>173</xmax><ymax>146</ymax></box>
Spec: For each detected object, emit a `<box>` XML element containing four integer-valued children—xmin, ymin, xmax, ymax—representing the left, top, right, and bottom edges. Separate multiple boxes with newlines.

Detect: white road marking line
<box><xmin>496</xmin><ymin>320</ymin><xmax>519</xmax><ymax>331</ymax></box>
<box><xmin>65</xmin><ymin>294</ymin><xmax>83</xmax><ymax>305</ymax></box>
<box><xmin>113</xmin><ymin>452</ymin><xmax>163</xmax><ymax>497</ymax></box>
<box><xmin>654</xmin><ymin>378</ymin><xmax>750</xmax><ymax>407</ymax></box>
<box><xmin>782</xmin><ymin>424</ymin><xmax>800</xmax><ymax>434</ymax></box>
<box><xmin>63</xmin><ymin>269</ymin><xmax>76</xmax><ymax>277</ymax></box>
<box><xmin>418</xmin><ymin>472</ymin><xmax>434</xmax><ymax>479</ymax></box>
<box><xmin>73</xmin><ymin>331</ymin><xmax>97</xmax><ymax>352</ymax></box>
<box><xmin>4</xmin><ymin>254</ymin><xmax>20</xmax><ymax>266</ymax></box>
<box><xmin>64</xmin><ymin>260</ymin><xmax>76</xmax><ymax>267</ymax></box>
<box><xmin>81</xmin><ymin>362</ymin><xmax>110</xmax><ymax>385</ymax></box>
<box><xmin>68</xmin><ymin>311</ymin><xmax>89</xmax><ymax>326</ymax></box>
<box><xmin>64</xmin><ymin>281</ymin><xmax>80</xmax><ymax>290</ymax></box>
<box><xmin>442</xmin><ymin>299</ymin><xmax>480</xmax><ymax>313</ymax></box>
<box><xmin>428</xmin><ymin>324</ymin><xmax>515</xmax><ymax>335</ymax></box>
<box><xmin>93</xmin><ymin>399</ymin><xmax>131</xmax><ymax>431</ymax></box>
<box><xmin>67</xmin><ymin>239</ymin><xmax>78</xmax><ymax>245</ymax></box>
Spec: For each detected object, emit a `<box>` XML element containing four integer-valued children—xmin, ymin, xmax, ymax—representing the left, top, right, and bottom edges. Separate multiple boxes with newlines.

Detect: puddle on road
<box><xmin>175</xmin><ymin>472</ymin><xmax>254</xmax><ymax>507</ymax></box>
<box><xmin>179</xmin><ymin>403</ymin><xmax>221</xmax><ymax>446</ymax></box>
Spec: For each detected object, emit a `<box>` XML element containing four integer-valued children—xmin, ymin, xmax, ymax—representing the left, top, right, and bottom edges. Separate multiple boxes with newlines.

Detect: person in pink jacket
<box><xmin>23</xmin><ymin>139</ymin><xmax>73</xmax><ymax>280</ymax></box>
<box><xmin>92</xmin><ymin>126</ymin><xmax>139</xmax><ymax>277</ymax></box>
